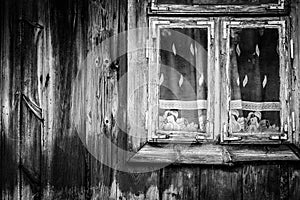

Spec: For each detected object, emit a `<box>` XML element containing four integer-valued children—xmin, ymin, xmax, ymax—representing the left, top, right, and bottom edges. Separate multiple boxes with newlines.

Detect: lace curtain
<box><xmin>158</xmin><ymin>28</ymin><xmax>208</xmax><ymax>133</ymax></box>
<box><xmin>229</xmin><ymin>28</ymin><xmax>281</xmax><ymax>133</ymax></box>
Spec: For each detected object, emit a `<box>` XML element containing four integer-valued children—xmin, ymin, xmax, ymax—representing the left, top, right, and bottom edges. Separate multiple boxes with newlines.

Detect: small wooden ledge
<box><xmin>128</xmin><ymin>143</ymin><xmax>300</xmax><ymax>165</ymax></box>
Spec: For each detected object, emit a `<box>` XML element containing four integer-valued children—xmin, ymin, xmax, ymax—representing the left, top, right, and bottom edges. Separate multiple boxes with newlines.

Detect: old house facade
<box><xmin>1</xmin><ymin>0</ymin><xmax>300</xmax><ymax>199</ymax></box>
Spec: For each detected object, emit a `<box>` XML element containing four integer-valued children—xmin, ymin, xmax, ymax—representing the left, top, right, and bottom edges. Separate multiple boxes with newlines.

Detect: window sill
<box><xmin>128</xmin><ymin>143</ymin><xmax>300</xmax><ymax>165</ymax></box>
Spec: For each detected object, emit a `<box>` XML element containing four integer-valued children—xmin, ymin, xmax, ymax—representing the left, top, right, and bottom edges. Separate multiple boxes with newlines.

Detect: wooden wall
<box><xmin>1</xmin><ymin>0</ymin><xmax>300</xmax><ymax>199</ymax></box>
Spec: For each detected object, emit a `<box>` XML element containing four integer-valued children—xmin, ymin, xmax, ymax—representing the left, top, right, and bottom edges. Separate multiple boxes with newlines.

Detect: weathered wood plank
<box><xmin>242</xmin><ymin>165</ymin><xmax>281</xmax><ymax>200</ymax></box>
<box><xmin>160</xmin><ymin>167</ymin><xmax>200</xmax><ymax>200</ymax></box>
<box><xmin>200</xmin><ymin>166</ymin><xmax>242</xmax><ymax>200</ymax></box>
<box><xmin>129</xmin><ymin>144</ymin><xmax>300</xmax><ymax>165</ymax></box>
<box><xmin>37</xmin><ymin>0</ymin><xmax>54</xmax><ymax>197</ymax></box>
<box><xmin>129</xmin><ymin>144</ymin><xmax>229</xmax><ymax>165</ymax></box>
<box><xmin>116</xmin><ymin>170</ymin><xmax>160</xmax><ymax>200</ymax></box>
<box><xmin>38</xmin><ymin>0</ymin><xmax>90</xmax><ymax>198</ymax></box>
<box><xmin>227</xmin><ymin>145</ymin><xmax>300</xmax><ymax>162</ymax></box>
<box><xmin>19</xmin><ymin>0</ymin><xmax>43</xmax><ymax>198</ymax></box>
<box><xmin>280</xmin><ymin>164</ymin><xmax>289</xmax><ymax>200</ymax></box>
<box><xmin>127</xmin><ymin>0</ymin><xmax>149</xmax><ymax>151</ymax></box>
<box><xmin>0</xmin><ymin>0</ymin><xmax>23</xmax><ymax>199</ymax></box>
<box><xmin>289</xmin><ymin>165</ymin><xmax>300</xmax><ymax>200</ymax></box>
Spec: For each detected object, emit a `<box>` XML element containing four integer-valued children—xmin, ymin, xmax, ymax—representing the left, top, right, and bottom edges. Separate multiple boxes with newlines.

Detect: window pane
<box><xmin>157</xmin><ymin>0</ymin><xmax>278</xmax><ymax>5</ymax></box>
<box><xmin>230</xmin><ymin>28</ymin><xmax>281</xmax><ymax>134</ymax></box>
<box><xmin>158</xmin><ymin>28</ymin><xmax>208</xmax><ymax>133</ymax></box>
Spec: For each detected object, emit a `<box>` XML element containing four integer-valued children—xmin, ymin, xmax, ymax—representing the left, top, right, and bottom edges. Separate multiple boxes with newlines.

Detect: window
<box><xmin>147</xmin><ymin>17</ymin><xmax>293</xmax><ymax>144</ymax></box>
<box><xmin>148</xmin><ymin>18</ymin><xmax>215</xmax><ymax>142</ymax></box>
<box><xmin>221</xmin><ymin>19</ymin><xmax>292</xmax><ymax>143</ymax></box>
<box><xmin>127</xmin><ymin>0</ymin><xmax>300</xmax><ymax>165</ymax></box>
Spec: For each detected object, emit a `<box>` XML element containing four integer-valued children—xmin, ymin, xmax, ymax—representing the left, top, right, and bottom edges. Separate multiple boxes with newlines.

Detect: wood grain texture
<box><xmin>19</xmin><ymin>0</ymin><xmax>43</xmax><ymax>198</ymax></box>
<box><xmin>200</xmin><ymin>166</ymin><xmax>242</xmax><ymax>200</ymax></box>
<box><xmin>129</xmin><ymin>143</ymin><xmax>300</xmax><ymax>165</ymax></box>
<box><xmin>242</xmin><ymin>165</ymin><xmax>281</xmax><ymax>200</ymax></box>
<box><xmin>0</xmin><ymin>0</ymin><xmax>23</xmax><ymax>199</ymax></box>
<box><xmin>2</xmin><ymin>0</ymin><xmax>300</xmax><ymax>200</ymax></box>
<box><xmin>127</xmin><ymin>0</ymin><xmax>149</xmax><ymax>151</ymax></box>
<box><xmin>129</xmin><ymin>144</ymin><xmax>229</xmax><ymax>165</ymax></box>
<box><xmin>289</xmin><ymin>164</ymin><xmax>300</xmax><ymax>200</ymax></box>
<box><xmin>160</xmin><ymin>167</ymin><xmax>200</xmax><ymax>200</ymax></box>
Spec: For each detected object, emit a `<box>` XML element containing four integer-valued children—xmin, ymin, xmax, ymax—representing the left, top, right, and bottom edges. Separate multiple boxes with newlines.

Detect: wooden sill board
<box><xmin>226</xmin><ymin>145</ymin><xmax>300</xmax><ymax>163</ymax></box>
<box><xmin>128</xmin><ymin>143</ymin><xmax>300</xmax><ymax>165</ymax></box>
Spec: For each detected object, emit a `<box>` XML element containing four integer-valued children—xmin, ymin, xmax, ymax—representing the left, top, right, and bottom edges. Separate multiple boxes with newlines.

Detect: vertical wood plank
<box><xmin>117</xmin><ymin>169</ymin><xmax>160</xmax><ymax>200</ymax></box>
<box><xmin>200</xmin><ymin>166</ymin><xmax>242</xmax><ymax>200</ymax></box>
<box><xmin>127</xmin><ymin>0</ymin><xmax>149</xmax><ymax>151</ymax></box>
<box><xmin>289</xmin><ymin>164</ymin><xmax>300</xmax><ymax>200</ymax></box>
<box><xmin>243</xmin><ymin>165</ymin><xmax>281</xmax><ymax>200</ymax></box>
<box><xmin>39</xmin><ymin>0</ymin><xmax>54</xmax><ymax>197</ymax></box>
<box><xmin>39</xmin><ymin>0</ymin><xmax>89</xmax><ymax>198</ymax></box>
<box><xmin>280</xmin><ymin>164</ymin><xmax>289</xmax><ymax>200</ymax></box>
<box><xmin>19</xmin><ymin>0</ymin><xmax>42</xmax><ymax>198</ymax></box>
<box><xmin>160</xmin><ymin>167</ymin><xmax>200</xmax><ymax>200</ymax></box>
<box><xmin>0</xmin><ymin>0</ymin><xmax>23</xmax><ymax>199</ymax></box>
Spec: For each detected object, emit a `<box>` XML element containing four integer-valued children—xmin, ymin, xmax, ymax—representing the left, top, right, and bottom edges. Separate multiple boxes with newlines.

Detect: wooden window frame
<box><xmin>149</xmin><ymin>0</ymin><xmax>287</xmax><ymax>15</ymax></box>
<box><xmin>147</xmin><ymin>17</ymin><xmax>216</xmax><ymax>143</ymax></box>
<box><xmin>127</xmin><ymin>1</ymin><xmax>300</xmax><ymax>165</ymax></box>
<box><xmin>220</xmin><ymin>17</ymin><xmax>293</xmax><ymax>144</ymax></box>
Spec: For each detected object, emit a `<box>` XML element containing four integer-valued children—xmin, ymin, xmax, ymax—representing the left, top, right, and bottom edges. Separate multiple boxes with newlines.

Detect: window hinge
<box><xmin>292</xmin><ymin>112</ymin><xmax>296</xmax><ymax>132</ymax></box>
<box><xmin>291</xmin><ymin>39</ymin><xmax>294</xmax><ymax>60</ymax></box>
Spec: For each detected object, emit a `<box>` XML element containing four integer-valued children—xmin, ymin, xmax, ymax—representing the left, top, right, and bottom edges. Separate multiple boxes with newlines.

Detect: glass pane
<box><xmin>229</xmin><ymin>28</ymin><xmax>281</xmax><ymax>134</ymax></box>
<box><xmin>158</xmin><ymin>28</ymin><xmax>208</xmax><ymax>133</ymax></box>
<box><xmin>157</xmin><ymin>0</ymin><xmax>278</xmax><ymax>5</ymax></box>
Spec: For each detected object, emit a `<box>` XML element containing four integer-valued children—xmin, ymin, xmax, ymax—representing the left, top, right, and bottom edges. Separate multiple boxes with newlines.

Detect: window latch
<box><xmin>152</xmin><ymin>135</ymin><xmax>169</xmax><ymax>139</ymax></box>
<box><xmin>151</xmin><ymin>134</ymin><xmax>170</xmax><ymax>142</ymax></box>
<box><xmin>269</xmin><ymin>133</ymin><xmax>288</xmax><ymax>140</ymax></box>
<box><xmin>195</xmin><ymin>134</ymin><xmax>206</xmax><ymax>142</ymax></box>
<box><xmin>151</xmin><ymin>5</ymin><xmax>169</xmax><ymax>11</ymax></box>
<box><xmin>224</xmin><ymin>136</ymin><xmax>242</xmax><ymax>142</ymax></box>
